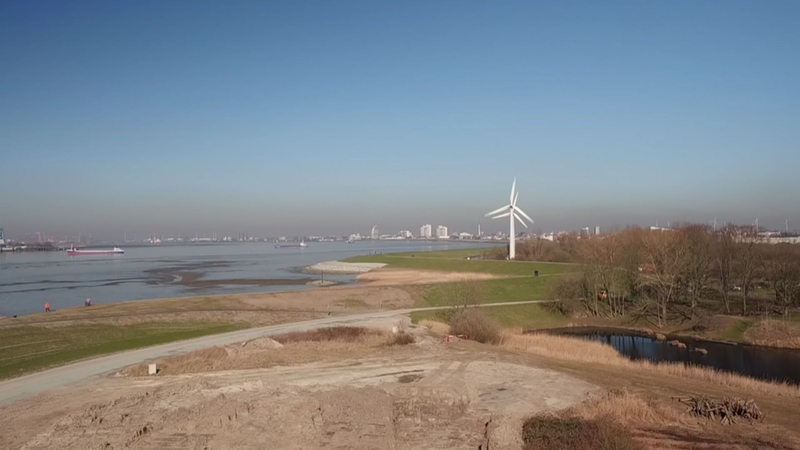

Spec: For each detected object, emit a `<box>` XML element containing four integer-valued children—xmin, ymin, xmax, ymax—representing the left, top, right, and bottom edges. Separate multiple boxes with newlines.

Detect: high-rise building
<box><xmin>0</xmin><ymin>228</ymin><xmax>4</xmax><ymax>246</ymax></box>
<box><xmin>436</xmin><ymin>225</ymin><xmax>449</xmax><ymax>239</ymax></box>
<box><xmin>420</xmin><ymin>224</ymin><xmax>432</xmax><ymax>239</ymax></box>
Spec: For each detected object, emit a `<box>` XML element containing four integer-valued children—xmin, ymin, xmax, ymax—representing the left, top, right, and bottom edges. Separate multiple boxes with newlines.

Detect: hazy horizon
<box><xmin>2</xmin><ymin>2</ymin><xmax>798</xmax><ymax>239</ymax></box>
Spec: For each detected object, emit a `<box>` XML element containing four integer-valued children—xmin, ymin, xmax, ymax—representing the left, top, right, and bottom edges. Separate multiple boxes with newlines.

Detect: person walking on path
<box><xmin>44</xmin><ymin>302</ymin><xmax>51</xmax><ymax>312</ymax></box>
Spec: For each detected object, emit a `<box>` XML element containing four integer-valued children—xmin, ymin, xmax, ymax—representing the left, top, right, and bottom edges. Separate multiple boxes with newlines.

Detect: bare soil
<box><xmin>356</xmin><ymin>267</ymin><xmax>501</xmax><ymax>286</ymax></box>
<box><xmin>0</xmin><ymin>321</ymin><xmax>598</xmax><ymax>449</ymax></box>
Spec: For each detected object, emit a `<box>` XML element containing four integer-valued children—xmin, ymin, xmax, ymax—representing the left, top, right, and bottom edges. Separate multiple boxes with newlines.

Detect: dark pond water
<box><xmin>547</xmin><ymin>327</ymin><xmax>800</xmax><ymax>385</ymax></box>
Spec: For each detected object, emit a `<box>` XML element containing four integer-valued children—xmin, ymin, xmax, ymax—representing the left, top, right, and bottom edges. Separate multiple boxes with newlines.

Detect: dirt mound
<box><xmin>240</xmin><ymin>336</ymin><xmax>284</xmax><ymax>349</ymax></box>
<box><xmin>2</xmin><ymin>330</ymin><xmax>598</xmax><ymax>449</ymax></box>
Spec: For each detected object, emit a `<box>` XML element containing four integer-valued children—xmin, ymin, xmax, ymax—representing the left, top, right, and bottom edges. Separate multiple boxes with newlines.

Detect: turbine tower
<box><xmin>485</xmin><ymin>178</ymin><xmax>533</xmax><ymax>260</ymax></box>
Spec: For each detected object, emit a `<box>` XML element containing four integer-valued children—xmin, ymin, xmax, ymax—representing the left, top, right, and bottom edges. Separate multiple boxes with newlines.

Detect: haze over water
<box><xmin>0</xmin><ymin>241</ymin><xmax>493</xmax><ymax>316</ymax></box>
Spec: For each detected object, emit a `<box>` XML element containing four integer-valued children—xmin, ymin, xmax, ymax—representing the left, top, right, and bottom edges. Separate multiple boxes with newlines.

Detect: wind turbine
<box><xmin>485</xmin><ymin>178</ymin><xmax>533</xmax><ymax>260</ymax></box>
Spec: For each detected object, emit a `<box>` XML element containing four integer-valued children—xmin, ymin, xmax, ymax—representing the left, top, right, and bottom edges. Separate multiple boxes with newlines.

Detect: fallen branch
<box><xmin>675</xmin><ymin>396</ymin><xmax>763</xmax><ymax>424</ymax></box>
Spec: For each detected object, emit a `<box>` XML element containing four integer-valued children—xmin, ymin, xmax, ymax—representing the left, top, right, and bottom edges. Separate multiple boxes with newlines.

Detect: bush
<box><xmin>448</xmin><ymin>308</ymin><xmax>501</xmax><ymax>344</ymax></box>
<box><xmin>388</xmin><ymin>331</ymin><xmax>415</xmax><ymax>345</ymax></box>
<box><xmin>522</xmin><ymin>415</ymin><xmax>642</xmax><ymax>450</ymax></box>
<box><xmin>273</xmin><ymin>326</ymin><xmax>370</xmax><ymax>344</ymax></box>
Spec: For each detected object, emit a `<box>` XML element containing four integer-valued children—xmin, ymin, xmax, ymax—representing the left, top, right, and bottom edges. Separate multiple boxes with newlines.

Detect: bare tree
<box><xmin>678</xmin><ymin>225</ymin><xmax>713</xmax><ymax>320</ymax></box>
<box><xmin>767</xmin><ymin>244</ymin><xmax>800</xmax><ymax>317</ymax></box>
<box><xmin>736</xmin><ymin>237</ymin><xmax>761</xmax><ymax>316</ymax></box>
<box><xmin>714</xmin><ymin>225</ymin><xmax>736</xmax><ymax>313</ymax></box>
<box><xmin>641</xmin><ymin>229</ymin><xmax>686</xmax><ymax>327</ymax></box>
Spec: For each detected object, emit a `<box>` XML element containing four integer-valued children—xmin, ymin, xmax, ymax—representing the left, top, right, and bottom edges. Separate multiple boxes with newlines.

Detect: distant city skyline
<box><xmin>3</xmin><ymin>215</ymin><xmax>795</xmax><ymax>245</ymax></box>
<box><xmin>2</xmin><ymin>2</ymin><xmax>798</xmax><ymax>238</ymax></box>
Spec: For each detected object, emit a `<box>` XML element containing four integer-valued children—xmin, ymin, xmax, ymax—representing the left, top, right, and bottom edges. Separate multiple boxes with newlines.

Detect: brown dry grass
<box><xmin>745</xmin><ymin>319</ymin><xmax>800</xmax><ymax>349</ymax></box>
<box><xmin>551</xmin><ymin>389</ymin><xmax>799</xmax><ymax>450</ymax></box>
<box><xmin>272</xmin><ymin>326</ymin><xmax>378</xmax><ymax>344</ymax></box>
<box><xmin>503</xmin><ymin>332</ymin><xmax>800</xmax><ymax>449</ymax></box>
<box><xmin>448</xmin><ymin>308</ymin><xmax>501</xmax><ymax>344</ymax></box>
<box><xmin>522</xmin><ymin>413</ymin><xmax>642</xmax><ymax>450</ymax></box>
<box><xmin>419</xmin><ymin>319</ymin><xmax>449</xmax><ymax>336</ymax></box>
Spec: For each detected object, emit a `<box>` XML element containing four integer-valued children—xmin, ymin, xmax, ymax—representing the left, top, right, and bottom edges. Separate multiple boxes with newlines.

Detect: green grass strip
<box><xmin>411</xmin><ymin>303</ymin><xmax>566</xmax><ymax>329</ymax></box>
<box><xmin>344</xmin><ymin>249</ymin><xmax>578</xmax><ymax>276</ymax></box>
<box><xmin>719</xmin><ymin>319</ymin><xmax>755</xmax><ymax>342</ymax></box>
<box><xmin>0</xmin><ymin>322</ymin><xmax>244</xmax><ymax>380</ymax></box>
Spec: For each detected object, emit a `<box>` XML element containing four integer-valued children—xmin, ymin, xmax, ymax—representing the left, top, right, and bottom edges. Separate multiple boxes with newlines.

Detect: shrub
<box><xmin>448</xmin><ymin>308</ymin><xmax>500</xmax><ymax>344</ymax></box>
<box><xmin>272</xmin><ymin>326</ymin><xmax>369</xmax><ymax>344</ymax></box>
<box><xmin>522</xmin><ymin>415</ymin><xmax>642</xmax><ymax>450</ymax></box>
<box><xmin>388</xmin><ymin>331</ymin><xmax>415</xmax><ymax>345</ymax></box>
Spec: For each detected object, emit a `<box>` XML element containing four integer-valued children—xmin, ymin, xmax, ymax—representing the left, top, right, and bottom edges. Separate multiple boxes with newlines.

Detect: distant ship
<box><xmin>274</xmin><ymin>241</ymin><xmax>307</xmax><ymax>248</ymax></box>
<box><xmin>67</xmin><ymin>247</ymin><xmax>125</xmax><ymax>256</ymax></box>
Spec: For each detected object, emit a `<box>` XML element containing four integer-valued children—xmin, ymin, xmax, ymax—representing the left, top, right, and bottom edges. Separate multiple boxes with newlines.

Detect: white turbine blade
<box><xmin>515</xmin><ymin>206</ymin><xmax>534</xmax><ymax>224</ymax></box>
<box><xmin>513</xmin><ymin>191</ymin><xmax>519</xmax><ymax>207</ymax></box>
<box><xmin>491</xmin><ymin>211</ymin><xmax>512</xmax><ymax>219</ymax></box>
<box><xmin>514</xmin><ymin>212</ymin><xmax>529</xmax><ymax>228</ymax></box>
<box><xmin>485</xmin><ymin>204</ymin><xmax>510</xmax><ymax>217</ymax></box>
<box><xmin>510</xmin><ymin>178</ymin><xmax>517</xmax><ymax>203</ymax></box>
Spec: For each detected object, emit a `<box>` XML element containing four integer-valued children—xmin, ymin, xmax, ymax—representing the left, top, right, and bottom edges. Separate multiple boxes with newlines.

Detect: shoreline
<box><xmin>0</xmin><ymin>240</ymin><xmax>494</xmax><ymax>316</ymax></box>
<box><xmin>0</xmin><ymin>260</ymin><xmax>386</xmax><ymax>318</ymax></box>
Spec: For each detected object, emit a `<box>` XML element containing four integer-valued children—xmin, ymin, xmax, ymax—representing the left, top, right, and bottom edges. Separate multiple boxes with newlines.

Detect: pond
<box><xmin>544</xmin><ymin>327</ymin><xmax>800</xmax><ymax>385</ymax></box>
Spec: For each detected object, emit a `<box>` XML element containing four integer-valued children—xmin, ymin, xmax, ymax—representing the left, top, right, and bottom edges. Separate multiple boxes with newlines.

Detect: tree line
<box><xmin>495</xmin><ymin>225</ymin><xmax>800</xmax><ymax>325</ymax></box>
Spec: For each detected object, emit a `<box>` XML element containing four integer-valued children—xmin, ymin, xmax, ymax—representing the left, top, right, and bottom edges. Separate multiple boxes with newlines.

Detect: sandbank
<box><xmin>305</xmin><ymin>260</ymin><xmax>387</xmax><ymax>273</ymax></box>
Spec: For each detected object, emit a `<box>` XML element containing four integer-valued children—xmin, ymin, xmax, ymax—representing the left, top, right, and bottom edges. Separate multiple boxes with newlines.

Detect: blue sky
<box><xmin>1</xmin><ymin>1</ymin><xmax>798</xmax><ymax>239</ymax></box>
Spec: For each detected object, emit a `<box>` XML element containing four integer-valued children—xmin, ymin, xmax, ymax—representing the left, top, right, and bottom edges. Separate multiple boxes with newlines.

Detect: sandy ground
<box><xmin>0</xmin><ymin>264</ymin><xmax>596</xmax><ymax>449</ymax></box>
<box><xmin>0</xmin><ymin>321</ymin><xmax>598</xmax><ymax>449</ymax></box>
<box><xmin>306</xmin><ymin>261</ymin><xmax>387</xmax><ymax>273</ymax></box>
<box><xmin>355</xmin><ymin>267</ymin><xmax>501</xmax><ymax>286</ymax></box>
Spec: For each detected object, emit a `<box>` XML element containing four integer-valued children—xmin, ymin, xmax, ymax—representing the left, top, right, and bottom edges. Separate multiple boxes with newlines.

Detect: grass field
<box><xmin>718</xmin><ymin>318</ymin><xmax>755</xmax><ymax>341</ymax></box>
<box><xmin>411</xmin><ymin>302</ymin><xmax>567</xmax><ymax>329</ymax></box>
<box><xmin>345</xmin><ymin>249</ymin><xmax>579</xmax><ymax>276</ymax></box>
<box><xmin>7</xmin><ymin>295</ymin><xmax>255</xmax><ymax>326</ymax></box>
<box><xmin>0</xmin><ymin>322</ymin><xmax>244</xmax><ymax>380</ymax></box>
<box><xmin>349</xmin><ymin>249</ymin><xmax>579</xmax><ymax>311</ymax></box>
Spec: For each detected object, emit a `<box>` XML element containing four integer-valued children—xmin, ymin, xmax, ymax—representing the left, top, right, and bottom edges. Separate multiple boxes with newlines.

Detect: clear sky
<box><xmin>1</xmin><ymin>1</ymin><xmax>798</xmax><ymax>239</ymax></box>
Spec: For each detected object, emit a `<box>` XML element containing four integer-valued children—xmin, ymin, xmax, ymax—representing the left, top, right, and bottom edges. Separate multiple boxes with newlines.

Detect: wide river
<box><xmin>0</xmin><ymin>240</ymin><xmax>496</xmax><ymax>316</ymax></box>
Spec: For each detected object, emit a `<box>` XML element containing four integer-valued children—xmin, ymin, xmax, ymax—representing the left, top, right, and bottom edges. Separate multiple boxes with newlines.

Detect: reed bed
<box><xmin>745</xmin><ymin>319</ymin><xmax>800</xmax><ymax>349</ymax></box>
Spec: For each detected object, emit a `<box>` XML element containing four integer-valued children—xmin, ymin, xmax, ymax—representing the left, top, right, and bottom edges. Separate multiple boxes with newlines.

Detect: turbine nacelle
<box><xmin>484</xmin><ymin>178</ymin><xmax>533</xmax><ymax>227</ymax></box>
<box><xmin>484</xmin><ymin>178</ymin><xmax>534</xmax><ymax>260</ymax></box>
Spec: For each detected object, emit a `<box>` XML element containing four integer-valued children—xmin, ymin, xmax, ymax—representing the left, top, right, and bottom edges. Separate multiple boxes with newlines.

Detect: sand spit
<box><xmin>305</xmin><ymin>261</ymin><xmax>387</xmax><ymax>273</ymax></box>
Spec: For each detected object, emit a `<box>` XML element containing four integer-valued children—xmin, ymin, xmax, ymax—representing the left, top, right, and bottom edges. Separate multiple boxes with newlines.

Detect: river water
<box><xmin>558</xmin><ymin>328</ymin><xmax>800</xmax><ymax>385</ymax></box>
<box><xmin>0</xmin><ymin>240</ymin><xmax>494</xmax><ymax>316</ymax></box>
